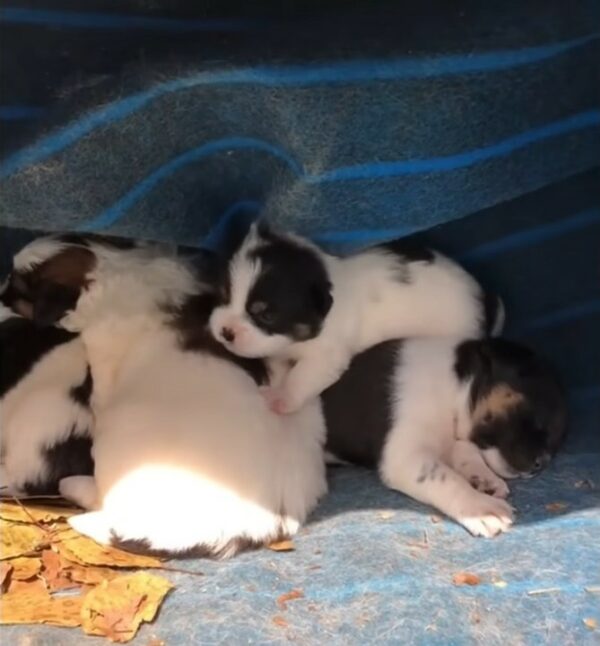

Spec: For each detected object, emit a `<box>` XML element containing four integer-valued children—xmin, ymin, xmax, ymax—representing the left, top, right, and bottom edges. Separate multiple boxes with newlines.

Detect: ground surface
<box><xmin>4</xmin><ymin>453</ymin><xmax>599</xmax><ymax>645</ymax></box>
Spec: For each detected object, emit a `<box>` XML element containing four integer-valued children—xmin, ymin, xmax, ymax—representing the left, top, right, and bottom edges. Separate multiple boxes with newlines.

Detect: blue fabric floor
<box><xmin>3</xmin><ymin>455</ymin><xmax>599</xmax><ymax>645</ymax></box>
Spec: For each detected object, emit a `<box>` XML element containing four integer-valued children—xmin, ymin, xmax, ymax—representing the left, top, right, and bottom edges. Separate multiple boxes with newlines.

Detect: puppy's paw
<box><xmin>456</xmin><ymin>493</ymin><xmax>514</xmax><ymax>538</ymax></box>
<box><xmin>68</xmin><ymin>511</ymin><xmax>111</xmax><ymax>544</ymax></box>
<box><xmin>469</xmin><ymin>474</ymin><xmax>510</xmax><ymax>499</ymax></box>
<box><xmin>59</xmin><ymin>475</ymin><xmax>98</xmax><ymax>510</ymax></box>
<box><xmin>259</xmin><ymin>386</ymin><xmax>297</xmax><ymax>415</ymax></box>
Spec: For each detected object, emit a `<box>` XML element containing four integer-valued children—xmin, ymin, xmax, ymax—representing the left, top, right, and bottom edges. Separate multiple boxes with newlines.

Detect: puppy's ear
<box><xmin>311</xmin><ymin>281</ymin><xmax>333</xmax><ymax>318</ymax></box>
<box><xmin>32</xmin><ymin>282</ymin><xmax>80</xmax><ymax>327</ymax></box>
<box><xmin>472</xmin><ymin>423</ymin><xmax>499</xmax><ymax>449</ymax></box>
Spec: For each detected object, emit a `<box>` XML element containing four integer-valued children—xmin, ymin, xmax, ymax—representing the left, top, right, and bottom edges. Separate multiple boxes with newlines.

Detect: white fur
<box><xmin>379</xmin><ymin>337</ymin><xmax>513</xmax><ymax>538</ymax></box>
<box><xmin>211</xmin><ymin>228</ymin><xmax>497</xmax><ymax>413</ymax></box>
<box><xmin>0</xmin><ymin>324</ymin><xmax>91</xmax><ymax>492</ymax></box>
<box><xmin>37</xmin><ymin>240</ymin><xmax>328</xmax><ymax>554</ymax></box>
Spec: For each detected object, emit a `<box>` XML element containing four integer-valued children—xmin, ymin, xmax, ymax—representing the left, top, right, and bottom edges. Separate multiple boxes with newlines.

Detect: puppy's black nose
<box><xmin>222</xmin><ymin>327</ymin><xmax>235</xmax><ymax>343</ymax></box>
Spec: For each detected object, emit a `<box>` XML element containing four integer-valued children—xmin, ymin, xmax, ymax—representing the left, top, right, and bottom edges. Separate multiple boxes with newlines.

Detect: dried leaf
<box><xmin>0</xmin><ymin>500</ymin><xmax>79</xmax><ymax>524</ymax></box>
<box><xmin>0</xmin><ymin>519</ymin><xmax>47</xmax><ymax>559</ymax></box>
<box><xmin>40</xmin><ymin>548</ymin><xmax>78</xmax><ymax>591</ymax></box>
<box><xmin>452</xmin><ymin>572</ymin><xmax>481</xmax><ymax>586</ymax></box>
<box><xmin>0</xmin><ymin>562</ymin><xmax>12</xmax><ymax>589</ymax></box>
<box><xmin>8</xmin><ymin>556</ymin><xmax>42</xmax><ymax>580</ymax></box>
<box><xmin>7</xmin><ymin>577</ymin><xmax>47</xmax><ymax>595</ymax></box>
<box><xmin>81</xmin><ymin>572</ymin><xmax>173</xmax><ymax>643</ymax></box>
<box><xmin>545</xmin><ymin>502</ymin><xmax>569</xmax><ymax>512</ymax></box>
<box><xmin>0</xmin><ymin>583</ymin><xmax>83</xmax><ymax>627</ymax></box>
<box><xmin>378</xmin><ymin>511</ymin><xmax>395</xmax><ymax>520</ymax></box>
<box><xmin>57</xmin><ymin>528</ymin><xmax>162</xmax><ymax>569</ymax></box>
<box><xmin>583</xmin><ymin>618</ymin><xmax>597</xmax><ymax>630</ymax></box>
<box><xmin>268</xmin><ymin>540</ymin><xmax>295</xmax><ymax>552</ymax></box>
<box><xmin>272</xmin><ymin>615</ymin><xmax>289</xmax><ymax>628</ymax></box>
<box><xmin>276</xmin><ymin>589</ymin><xmax>304</xmax><ymax>610</ymax></box>
<box><xmin>67</xmin><ymin>563</ymin><xmax>121</xmax><ymax>586</ymax></box>
<box><xmin>146</xmin><ymin>638</ymin><xmax>166</xmax><ymax>646</ymax></box>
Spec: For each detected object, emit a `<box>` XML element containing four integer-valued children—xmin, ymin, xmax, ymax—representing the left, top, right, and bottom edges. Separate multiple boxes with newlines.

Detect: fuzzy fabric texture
<box><xmin>0</xmin><ymin>3</ymin><xmax>599</xmax><ymax>643</ymax></box>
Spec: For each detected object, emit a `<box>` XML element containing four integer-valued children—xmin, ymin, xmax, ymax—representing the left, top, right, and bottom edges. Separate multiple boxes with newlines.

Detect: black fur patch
<box><xmin>379</xmin><ymin>238</ymin><xmax>435</xmax><ymax>264</ymax></box>
<box><xmin>70</xmin><ymin>367</ymin><xmax>93</xmax><ymax>407</ymax></box>
<box><xmin>110</xmin><ymin>529</ymin><xmax>288</xmax><ymax>560</ymax></box>
<box><xmin>0</xmin><ymin>316</ymin><xmax>78</xmax><ymax>397</ymax></box>
<box><xmin>56</xmin><ymin>233</ymin><xmax>137</xmax><ymax>250</ymax></box>
<box><xmin>245</xmin><ymin>233</ymin><xmax>332</xmax><ymax>341</ymax></box>
<box><xmin>323</xmin><ymin>340</ymin><xmax>400</xmax><ymax>468</ymax></box>
<box><xmin>454</xmin><ymin>337</ymin><xmax>567</xmax><ymax>476</ymax></box>
<box><xmin>169</xmin><ymin>291</ymin><xmax>268</xmax><ymax>386</ymax></box>
<box><xmin>23</xmin><ymin>432</ymin><xmax>94</xmax><ymax>496</ymax></box>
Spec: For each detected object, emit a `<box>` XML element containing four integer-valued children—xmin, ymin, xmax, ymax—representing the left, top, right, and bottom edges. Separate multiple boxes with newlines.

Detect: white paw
<box><xmin>468</xmin><ymin>473</ymin><xmax>510</xmax><ymax>499</ymax></box>
<box><xmin>456</xmin><ymin>493</ymin><xmax>514</xmax><ymax>538</ymax></box>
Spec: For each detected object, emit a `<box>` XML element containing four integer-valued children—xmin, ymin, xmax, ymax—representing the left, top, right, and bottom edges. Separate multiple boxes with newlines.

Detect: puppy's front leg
<box><xmin>265</xmin><ymin>347</ymin><xmax>349</xmax><ymax>414</ymax></box>
<box><xmin>380</xmin><ymin>447</ymin><xmax>513</xmax><ymax>538</ymax></box>
<box><xmin>450</xmin><ymin>440</ymin><xmax>509</xmax><ymax>499</ymax></box>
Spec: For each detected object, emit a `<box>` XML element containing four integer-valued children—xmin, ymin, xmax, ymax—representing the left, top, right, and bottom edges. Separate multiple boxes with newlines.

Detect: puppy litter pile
<box><xmin>0</xmin><ymin>497</ymin><xmax>173</xmax><ymax>643</ymax></box>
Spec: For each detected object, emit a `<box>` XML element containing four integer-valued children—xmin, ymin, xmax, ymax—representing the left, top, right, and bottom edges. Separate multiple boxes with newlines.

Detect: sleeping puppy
<box><xmin>0</xmin><ymin>301</ymin><xmax>93</xmax><ymax>494</ymax></box>
<box><xmin>322</xmin><ymin>336</ymin><xmax>567</xmax><ymax>537</ymax></box>
<box><xmin>7</xmin><ymin>235</ymin><xmax>326</xmax><ymax>558</ymax></box>
<box><xmin>209</xmin><ymin>221</ymin><xmax>504</xmax><ymax>415</ymax></box>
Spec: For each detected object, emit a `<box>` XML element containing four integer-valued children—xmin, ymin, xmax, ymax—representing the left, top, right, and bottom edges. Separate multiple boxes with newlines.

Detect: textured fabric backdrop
<box><xmin>1</xmin><ymin>3</ymin><xmax>599</xmax><ymax>644</ymax></box>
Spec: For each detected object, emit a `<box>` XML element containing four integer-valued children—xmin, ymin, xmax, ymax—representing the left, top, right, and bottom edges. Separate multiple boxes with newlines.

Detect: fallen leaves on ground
<box><xmin>0</xmin><ymin>497</ymin><xmax>172</xmax><ymax>643</ymax></box>
<box><xmin>0</xmin><ymin>518</ymin><xmax>47</xmax><ymax>559</ymax></box>
<box><xmin>0</xmin><ymin>500</ymin><xmax>79</xmax><ymax>523</ymax></box>
<box><xmin>583</xmin><ymin>618</ymin><xmax>597</xmax><ymax>630</ymax></box>
<box><xmin>8</xmin><ymin>556</ymin><xmax>42</xmax><ymax>580</ymax></box>
<box><xmin>57</xmin><ymin>528</ymin><xmax>162</xmax><ymax>569</ymax></box>
<box><xmin>0</xmin><ymin>561</ymin><xmax>12</xmax><ymax>589</ymax></box>
<box><xmin>545</xmin><ymin>502</ymin><xmax>569</xmax><ymax>512</ymax></box>
<box><xmin>276</xmin><ymin>588</ymin><xmax>304</xmax><ymax>610</ymax></box>
<box><xmin>268</xmin><ymin>539</ymin><xmax>295</xmax><ymax>552</ymax></box>
<box><xmin>452</xmin><ymin>572</ymin><xmax>481</xmax><ymax>586</ymax></box>
<box><xmin>81</xmin><ymin>572</ymin><xmax>173</xmax><ymax>643</ymax></box>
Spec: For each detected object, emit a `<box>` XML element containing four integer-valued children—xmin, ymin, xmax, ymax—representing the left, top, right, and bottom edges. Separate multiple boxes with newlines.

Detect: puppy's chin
<box><xmin>480</xmin><ymin>448</ymin><xmax>520</xmax><ymax>479</ymax></box>
<box><xmin>225</xmin><ymin>329</ymin><xmax>292</xmax><ymax>358</ymax></box>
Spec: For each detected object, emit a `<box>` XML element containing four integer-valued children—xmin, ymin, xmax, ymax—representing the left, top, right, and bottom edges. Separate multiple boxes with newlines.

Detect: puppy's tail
<box><xmin>483</xmin><ymin>292</ymin><xmax>505</xmax><ymax>337</ymax></box>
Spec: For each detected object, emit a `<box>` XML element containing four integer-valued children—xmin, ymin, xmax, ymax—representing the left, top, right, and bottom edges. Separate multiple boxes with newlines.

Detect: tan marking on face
<box><xmin>472</xmin><ymin>384</ymin><xmax>525</xmax><ymax>425</ymax></box>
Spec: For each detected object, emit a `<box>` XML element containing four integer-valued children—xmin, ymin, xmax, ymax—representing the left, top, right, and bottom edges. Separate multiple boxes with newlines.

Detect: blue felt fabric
<box><xmin>0</xmin><ymin>2</ymin><xmax>599</xmax><ymax>644</ymax></box>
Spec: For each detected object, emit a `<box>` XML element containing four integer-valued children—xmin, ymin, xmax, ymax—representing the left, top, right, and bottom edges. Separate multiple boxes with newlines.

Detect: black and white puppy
<box><xmin>5</xmin><ymin>235</ymin><xmax>326</xmax><ymax>558</ymax></box>
<box><xmin>0</xmin><ymin>302</ymin><xmax>93</xmax><ymax>494</ymax></box>
<box><xmin>209</xmin><ymin>222</ymin><xmax>503</xmax><ymax>414</ymax></box>
<box><xmin>322</xmin><ymin>336</ymin><xmax>567</xmax><ymax>537</ymax></box>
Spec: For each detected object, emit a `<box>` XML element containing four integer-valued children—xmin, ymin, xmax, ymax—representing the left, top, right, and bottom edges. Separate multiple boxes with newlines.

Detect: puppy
<box><xmin>209</xmin><ymin>222</ymin><xmax>504</xmax><ymax>414</ymax></box>
<box><xmin>0</xmin><ymin>301</ymin><xmax>93</xmax><ymax>494</ymax></box>
<box><xmin>8</xmin><ymin>235</ymin><xmax>326</xmax><ymax>558</ymax></box>
<box><xmin>322</xmin><ymin>336</ymin><xmax>567</xmax><ymax>537</ymax></box>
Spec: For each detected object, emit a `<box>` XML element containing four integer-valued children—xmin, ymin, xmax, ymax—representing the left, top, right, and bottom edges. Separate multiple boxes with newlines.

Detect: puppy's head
<box><xmin>457</xmin><ymin>338</ymin><xmax>567</xmax><ymax>479</ymax></box>
<box><xmin>209</xmin><ymin>221</ymin><xmax>333</xmax><ymax>358</ymax></box>
<box><xmin>1</xmin><ymin>235</ymin><xmax>97</xmax><ymax>327</ymax></box>
<box><xmin>0</xmin><ymin>233</ymin><xmax>148</xmax><ymax>329</ymax></box>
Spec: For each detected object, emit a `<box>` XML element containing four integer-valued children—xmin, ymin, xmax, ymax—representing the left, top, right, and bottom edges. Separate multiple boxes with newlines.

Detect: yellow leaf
<box><xmin>57</xmin><ymin>528</ymin><xmax>163</xmax><ymax>569</ymax></box>
<box><xmin>81</xmin><ymin>572</ymin><xmax>173</xmax><ymax>643</ymax></box>
<box><xmin>0</xmin><ymin>500</ymin><xmax>80</xmax><ymax>524</ymax></box>
<box><xmin>0</xmin><ymin>582</ymin><xmax>83</xmax><ymax>627</ymax></box>
<box><xmin>0</xmin><ymin>562</ymin><xmax>12</xmax><ymax>589</ymax></box>
<box><xmin>268</xmin><ymin>540</ymin><xmax>295</xmax><ymax>552</ymax></box>
<box><xmin>68</xmin><ymin>563</ymin><xmax>121</xmax><ymax>586</ymax></box>
<box><xmin>584</xmin><ymin>618</ymin><xmax>597</xmax><ymax>630</ymax></box>
<box><xmin>0</xmin><ymin>519</ymin><xmax>47</xmax><ymax>559</ymax></box>
<box><xmin>7</xmin><ymin>556</ymin><xmax>42</xmax><ymax>580</ymax></box>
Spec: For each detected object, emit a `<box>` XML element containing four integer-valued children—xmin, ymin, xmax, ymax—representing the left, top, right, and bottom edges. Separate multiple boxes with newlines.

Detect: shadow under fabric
<box><xmin>0</xmin><ymin>1</ymin><xmax>599</xmax><ymax>643</ymax></box>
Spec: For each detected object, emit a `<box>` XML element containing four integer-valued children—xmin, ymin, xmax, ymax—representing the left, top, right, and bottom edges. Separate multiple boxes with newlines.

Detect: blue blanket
<box><xmin>0</xmin><ymin>3</ymin><xmax>598</xmax><ymax>644</ymax></box>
